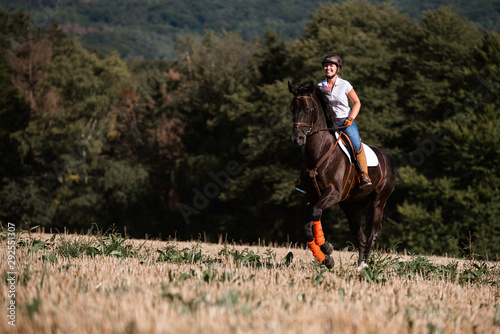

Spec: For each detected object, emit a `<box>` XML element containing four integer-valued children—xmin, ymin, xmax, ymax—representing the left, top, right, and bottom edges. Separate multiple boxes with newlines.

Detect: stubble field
<box><xmin>1</xmin><ymin>229</ymin><xmax>499</xmax><ymax>334</ymax></box>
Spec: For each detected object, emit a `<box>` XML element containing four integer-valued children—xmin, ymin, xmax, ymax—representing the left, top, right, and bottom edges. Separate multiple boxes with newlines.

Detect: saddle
<box><xmin>334</xmin><ymin>132</ymin><xmax>379</xmax><ymax>167</ymax></box>
<box><xmin>336</xmin><ymin>132</ymin><xmax>357</xmax><ymax>167</ymax></box>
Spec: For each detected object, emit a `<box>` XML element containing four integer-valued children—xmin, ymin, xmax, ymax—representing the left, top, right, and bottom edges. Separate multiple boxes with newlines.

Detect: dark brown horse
<box><xmin>288</xmin><ymin>81</ymin><xmax>397</xmax><ymax>271</ymax></box>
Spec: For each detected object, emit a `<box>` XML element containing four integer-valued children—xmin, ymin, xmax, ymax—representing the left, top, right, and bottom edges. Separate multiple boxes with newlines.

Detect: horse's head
<box><xmin>288</xmin><ymin>81</ymin><xmax>322</xmax><ymax>146</ymax></box>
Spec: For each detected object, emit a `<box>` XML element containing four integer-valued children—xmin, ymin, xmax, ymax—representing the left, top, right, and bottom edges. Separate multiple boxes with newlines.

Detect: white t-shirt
<box><xmin>317</xmin><ymin>78</ymin><xmax>353</xmax><ymax>118</ymax></box>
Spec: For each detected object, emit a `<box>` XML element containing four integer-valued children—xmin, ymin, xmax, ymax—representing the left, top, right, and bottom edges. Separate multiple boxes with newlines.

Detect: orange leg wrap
<box><xmin>312</xmin><ymin>220</ymin><xmax>325</xmax><ymax>246</ymax></box>
<box><xmin>307</xmin><ymin>240</ymin><xmax>325</xmax><ymax>262</ymax></box>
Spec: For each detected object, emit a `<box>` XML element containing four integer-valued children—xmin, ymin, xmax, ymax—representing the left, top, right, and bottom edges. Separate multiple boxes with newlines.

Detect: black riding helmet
<box><xmin>321</xmin><ymin>54</ymin><xmax>342</xmax><ymax>69</ymax></box>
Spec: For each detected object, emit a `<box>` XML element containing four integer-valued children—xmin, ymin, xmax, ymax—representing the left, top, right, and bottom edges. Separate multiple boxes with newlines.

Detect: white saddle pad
<box><xmin>335</xmin><ymin>132</ymin><xmax>379</xmax><ymax>167</ymax></box>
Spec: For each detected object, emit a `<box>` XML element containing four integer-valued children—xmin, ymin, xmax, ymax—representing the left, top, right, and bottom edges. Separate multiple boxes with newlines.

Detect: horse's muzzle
<box><xmin>291</xmin><ymin>129</ymin><xmax>306</xmax><ymax>146</ymax></box>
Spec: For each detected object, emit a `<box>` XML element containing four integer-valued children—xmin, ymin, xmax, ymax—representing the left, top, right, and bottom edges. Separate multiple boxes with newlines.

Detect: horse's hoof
<box><xmin>322</xmin><ymin>255</ymin><xmax>335</xmax><ymax>268</ymax></box>
<box><xmin>356</xmin><ymin>261</ymin><xmax>368</xmax><ymax>272</ymax></box>
<box><xmin>320</xmin><ymin>241</ymin><xmax>333</xmax><ymax>255</ymax></box>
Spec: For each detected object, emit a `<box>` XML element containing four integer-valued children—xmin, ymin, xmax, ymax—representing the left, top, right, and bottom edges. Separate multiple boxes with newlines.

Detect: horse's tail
<box><xmin>382</xmin><ymin>213</ymin><xmax>398</xmax><ymax>226</ymax></box>
<box><xmin>366</xmin><ymin>209</ymin><xmax>398</xmax><ymax>229</ymax></box>
<box><xmin>385</xmin><ymin>151</ymin><xmax>398</xmax><ymax>180</ymax></box>
<box><xmin>379</xmin><ymin>150</ymin><xmax>398</xmax><ymax>229</ymax></box>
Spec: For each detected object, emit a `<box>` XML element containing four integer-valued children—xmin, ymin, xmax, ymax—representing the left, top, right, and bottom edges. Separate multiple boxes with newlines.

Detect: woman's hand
<box><xmin>344</xmin><ymin>117</ymin><xmax>354</xmax><ymax>127</ymax></box>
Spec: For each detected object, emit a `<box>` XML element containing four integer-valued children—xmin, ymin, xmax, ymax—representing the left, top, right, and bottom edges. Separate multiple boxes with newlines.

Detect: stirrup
<box><xmin>359</xmin><ymin>173</ymin><xmax>372</xmax><ymax>189</ymax></box>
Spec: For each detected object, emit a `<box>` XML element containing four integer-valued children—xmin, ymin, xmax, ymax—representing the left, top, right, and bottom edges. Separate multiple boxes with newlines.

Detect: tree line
<box><xmin>1</xmin><ymin>0</ymin><xmax>499</xmax><ymax>59</ymax></box>
<box><xmin>1</xmin><ymin>1</ymin><xmax>499</xmax><ymax>258</ymax></box>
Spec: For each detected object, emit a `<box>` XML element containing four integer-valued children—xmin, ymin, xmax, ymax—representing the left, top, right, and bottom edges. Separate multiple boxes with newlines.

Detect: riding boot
<box><xmin>356</xmin><ymin>145</ymin><xmax>372</xmax><ymax>188</ymax></box>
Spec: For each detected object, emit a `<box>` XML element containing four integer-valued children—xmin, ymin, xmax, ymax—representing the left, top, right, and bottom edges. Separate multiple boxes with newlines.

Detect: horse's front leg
<box><xmin>304</xmin><ymin>186</ymin><xmax>341</xmax><ymax>268</ymax></box>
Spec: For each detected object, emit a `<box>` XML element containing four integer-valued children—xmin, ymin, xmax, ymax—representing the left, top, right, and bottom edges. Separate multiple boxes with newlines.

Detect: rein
<box><xmin>292</xmin><ymin>124</ymin><xmax>348</xmax><ymax>135</ymax></box>
<box><xmin>292</xmin><ymin>94</ymin><xmax>347</xmax><ymax>135</ymax></box>
<box><xmin>291</xmin><ymin>94</ymin><xmax>348</xmax><ymax>198</ymax></box>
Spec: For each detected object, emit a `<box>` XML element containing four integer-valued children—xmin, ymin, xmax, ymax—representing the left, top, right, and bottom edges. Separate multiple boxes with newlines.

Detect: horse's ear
<box><xmin>307</xmin><ymin>80</ymin><xmax>315</xmax><ymax>94</ymax></box>
<box><xmin>288</xmin><ymin>81</ymin><xmax>296</xmax><ymax>94</ymax></box>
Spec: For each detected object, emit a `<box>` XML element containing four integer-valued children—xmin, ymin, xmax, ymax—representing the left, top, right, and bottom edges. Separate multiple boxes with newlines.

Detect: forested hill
<box><xmin>0</xmin><ymin>0</ymin><xmax>499</xmax><ymax>59</ymax></box>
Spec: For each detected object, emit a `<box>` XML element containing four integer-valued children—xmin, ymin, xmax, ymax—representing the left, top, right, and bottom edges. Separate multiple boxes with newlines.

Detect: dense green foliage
<box><xmin>0</xmin><ymin>0</ymin><xmax>499</xmax><ymax>59</ymax></box>
<box><xmin>1</xmin><ymin>2</ymin><xmax>499</xmax><ymax>258</ymax></box>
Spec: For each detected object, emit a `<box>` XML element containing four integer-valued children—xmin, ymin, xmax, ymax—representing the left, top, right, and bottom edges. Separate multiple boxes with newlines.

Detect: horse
<box><xmin>288</xmin><ymin>81</ymin><xmax>397</xmax><ymax>271</ymax></box>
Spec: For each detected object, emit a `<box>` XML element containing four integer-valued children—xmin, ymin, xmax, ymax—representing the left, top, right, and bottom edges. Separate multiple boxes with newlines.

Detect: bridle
<box><xmin>292</xmin><ymin>95</ymin><xmax>346</xmax><ymax>136</ymax></box>
<box><xmin>292</xmin><ymin>95</ymin><xmax>317</xmax><ymax>136</ymax></box>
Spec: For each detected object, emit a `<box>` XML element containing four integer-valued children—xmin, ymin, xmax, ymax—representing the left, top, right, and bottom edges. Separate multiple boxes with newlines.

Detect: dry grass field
<box><xmin>1</xmin><ymin>229</ymin><xmax>499</xmax><ymax>334</ymax></box>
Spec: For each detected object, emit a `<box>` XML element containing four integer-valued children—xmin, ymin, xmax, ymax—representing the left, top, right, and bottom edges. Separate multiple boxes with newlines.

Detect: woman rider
<box><xmin>317</xmin><ymin>54</ymin><xmax>372</xmax><ymax>188</ymax></box>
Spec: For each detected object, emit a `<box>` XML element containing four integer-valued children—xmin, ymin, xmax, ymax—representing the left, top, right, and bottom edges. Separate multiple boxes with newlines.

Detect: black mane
<box><xmin>314</xmin><ymin>85</ymin><xmax>335</xmax><ymax>129</ymax></box>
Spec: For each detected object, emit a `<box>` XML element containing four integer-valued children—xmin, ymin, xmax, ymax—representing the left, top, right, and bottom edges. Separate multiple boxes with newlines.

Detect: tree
<box><xmin>1</xmin><ymin>11</ymin><xmax>153</xmax><ymax>232</ymax></box>
<box><xmin>0</xmin><ymin>11</ymin><xmax>31</xmax><ymax>182</ymax></box>
<box><xmin>168</xmin><ymin>31</ymin><xmax>258</xmax><ymax>236</ymax></box>
<box><xmin>390</xmin><ymin>31</ymin><xmax>500</xmax><ymax>258</ymax></box>
<box><xmin>254</xmin><ymin>29</ymin><xmax>290</xmax><ymax>85</ymax></box>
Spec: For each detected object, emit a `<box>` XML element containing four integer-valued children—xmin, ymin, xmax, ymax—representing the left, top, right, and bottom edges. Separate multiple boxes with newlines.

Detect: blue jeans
<box><xmin>336</xmin><ymin>118</ymin><xmax>361</xmax><ymax>152</ymax></box>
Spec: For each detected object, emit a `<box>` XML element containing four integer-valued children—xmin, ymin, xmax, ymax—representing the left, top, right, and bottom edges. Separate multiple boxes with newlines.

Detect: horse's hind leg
<box><xmin>364</xmin><ymin>203</ymin><xmax>384</xmax><ymax>261</ymax></box>
<box><xmin>339</xmin><ymin>200</ymin><xmax>369</xmax><ymax>270</ymax></box>
<box><xmin>364</xmin><ymin>161</ymin><xmax>397</xmax><ymax>261</ymax></box>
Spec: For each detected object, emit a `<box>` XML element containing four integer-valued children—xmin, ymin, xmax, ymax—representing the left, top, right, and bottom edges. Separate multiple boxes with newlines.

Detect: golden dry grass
<box><xmin>1</xmin><ymin>232</ymin><xmax>499</xmax><ymax>334</ymax></box>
